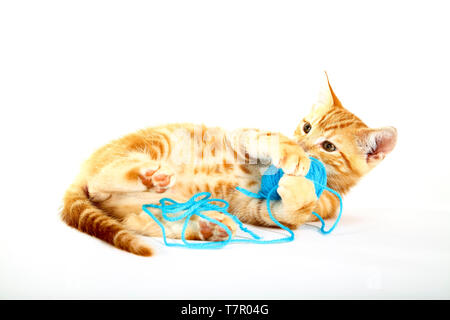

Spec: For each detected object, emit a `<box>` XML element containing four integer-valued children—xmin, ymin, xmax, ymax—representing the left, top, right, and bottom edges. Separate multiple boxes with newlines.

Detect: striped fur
<box><xmin>61</xmin><ymin>73</ymin><xmax>397</xmax><ymax>256</ymax></box>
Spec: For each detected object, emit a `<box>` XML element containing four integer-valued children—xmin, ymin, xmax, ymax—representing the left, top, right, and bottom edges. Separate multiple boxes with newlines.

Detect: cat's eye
<box><xmin>303</xmin><ymin>122</ymin><xmax>312</xmax><ymax>134</ymax></box>
<box><xmin>322</xmin><ymin>140</ymin><xmax>336</xmax><ymax>152</ymax></box>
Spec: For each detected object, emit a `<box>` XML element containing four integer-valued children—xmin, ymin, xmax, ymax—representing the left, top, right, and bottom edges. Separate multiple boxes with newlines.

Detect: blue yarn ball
<box><xmin>258</xmin><ymin>157</ymin><xmax>328</xmax><ymax>200</ymax></box>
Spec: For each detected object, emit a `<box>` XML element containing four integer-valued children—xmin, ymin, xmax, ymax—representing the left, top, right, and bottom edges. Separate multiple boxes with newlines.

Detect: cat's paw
<box><xmin>277</xmin><ymin>175</ymin><xmax>317</xmax><ymax>211</ymax></box>
<box><xmin>197</xmin><ymin>212</ymin><xmax>237</xmax><ymax>241</ymax></box>
<box><xmin>139</xmin><ymin>165</ymin><xmax>176</xmax><ymax>193</ymax></box>
<box><xmin>273</xmin><ymin>143</ymin><xmax>310</xmax><ymax>176</ymax></box>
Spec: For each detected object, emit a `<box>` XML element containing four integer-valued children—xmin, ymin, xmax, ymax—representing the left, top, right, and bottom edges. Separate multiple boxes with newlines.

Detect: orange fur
<box><xmin>61</xmin><ymin>73</ymin><xmax>397</xmax><ymax>256</ymax></box>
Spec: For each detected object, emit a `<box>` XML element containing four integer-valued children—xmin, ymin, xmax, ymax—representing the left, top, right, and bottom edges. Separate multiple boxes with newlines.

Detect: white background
<box><xmin>1</xmin><ymin>0</ymin><xmax>449</xmax><ymax>299</ymax></box>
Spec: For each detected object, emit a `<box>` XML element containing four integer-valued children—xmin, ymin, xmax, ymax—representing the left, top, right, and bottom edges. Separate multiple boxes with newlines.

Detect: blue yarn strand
<box><xmin>142</xmin><ymin>157</ymin><xmax>343</xmax><ymax>249</ymax></box>
<box><xmin>143</xmin><ymin>192</ymin><xmax>264</xmax><ymax>249</ymax></box>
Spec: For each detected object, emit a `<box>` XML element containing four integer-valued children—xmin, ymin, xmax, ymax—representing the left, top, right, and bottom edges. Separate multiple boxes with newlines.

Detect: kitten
<box><xmin>61</xmin><ymin>73</ymin><xmax>397</xmax><ymax>256</ymax></box>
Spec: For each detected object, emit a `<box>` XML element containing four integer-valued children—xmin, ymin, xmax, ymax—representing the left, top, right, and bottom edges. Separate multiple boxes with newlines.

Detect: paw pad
<box><xmin>198</xmin><ymin>215</ymin><xmax>236</xmax><ymax>241</ymax></box>
<box><xmin>139</xmin><ymin>166</ymin><xmax>175</xmax><ymax>193</ymax></box>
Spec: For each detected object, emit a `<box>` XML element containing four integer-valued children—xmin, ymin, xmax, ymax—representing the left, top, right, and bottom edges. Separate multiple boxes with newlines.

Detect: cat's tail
<box><xmin>60</xmin><ymin>184</ymin><xmax>153</xmax><ymax>257</ymax></box>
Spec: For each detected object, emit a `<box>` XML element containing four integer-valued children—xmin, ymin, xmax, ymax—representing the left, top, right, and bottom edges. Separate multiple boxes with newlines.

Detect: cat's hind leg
<box><xmin>138</xmin><ymin>164</ymin><xmax>176</xmax><ymax>193</ymax></box>
<box><xmin>87</xmin><ymin>151</ymin><xmax>176</xmax><ymax>201</ymax></box>
<box><xmin>123</xmin><ymin>209</ymin><xmax>237</xmax><ymax>241</ymax></box>
<box><xmin>194</xmin><ymin>211</ymin><xmax>238</xmax><ymax>241</ymax></box>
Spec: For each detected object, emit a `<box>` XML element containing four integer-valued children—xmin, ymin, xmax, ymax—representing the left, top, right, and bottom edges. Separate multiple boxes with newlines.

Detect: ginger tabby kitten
<box><xmin>61</xmin><ymin>73</ymin><xmax>397</xmax><ymax>256</ymax></box>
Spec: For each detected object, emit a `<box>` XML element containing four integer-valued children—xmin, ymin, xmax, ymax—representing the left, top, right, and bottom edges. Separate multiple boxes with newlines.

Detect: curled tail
<box><xmin>61</xmin><ymin>184</ymin><xmax>153</xmax><ymax>256</ymax></box>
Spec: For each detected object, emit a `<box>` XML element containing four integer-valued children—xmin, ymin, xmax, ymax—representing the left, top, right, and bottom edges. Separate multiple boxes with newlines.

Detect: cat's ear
<box><xmin>314</xmin><ymin>71</ymin><xmax>343</xmax><ymax>110</ymax></box>
<box><xmin>357</xmin><ymin>126</ymin><xmax>398</xmax><ymax>165</ymax></box>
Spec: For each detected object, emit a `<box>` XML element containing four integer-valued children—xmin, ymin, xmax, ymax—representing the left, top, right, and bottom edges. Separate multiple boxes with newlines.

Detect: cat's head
<box><xmin>294</xmin><ymin>73</ymin><xmax>397</xmax><ymax>194</ymax></box>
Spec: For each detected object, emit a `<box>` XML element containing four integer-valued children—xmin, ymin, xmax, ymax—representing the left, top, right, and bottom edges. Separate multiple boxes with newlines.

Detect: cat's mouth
<box><xmin>296</xmin><ymin>140</ymin><xmax>330</xmax><ymax>174</ymax></box>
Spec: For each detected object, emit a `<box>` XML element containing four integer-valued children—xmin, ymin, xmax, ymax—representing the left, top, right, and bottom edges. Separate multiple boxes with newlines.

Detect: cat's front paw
<box><xmin>277</xmin><ymin>175</ymin><xmax>317</xmax><ymax>223</ymax></box>
<box><xmin>273</xmin><ymin>143</ymin><xmax>310</xmax><ymax>176</ymax></box>
<box><xmin>138</xmin><ymin>165</ymin><xmax>176</xmax><ymax>193</ymax></box>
